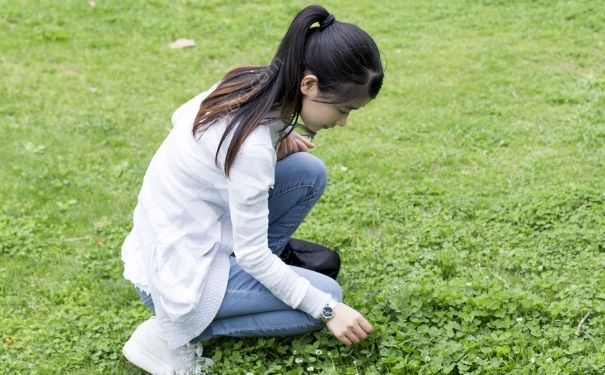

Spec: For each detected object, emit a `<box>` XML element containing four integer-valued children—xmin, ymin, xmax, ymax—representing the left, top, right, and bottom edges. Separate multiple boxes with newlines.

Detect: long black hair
<box><xmin>193</xmin><ymin>4</ymin><xmax>384</xmax><ymax>175</ymax></box>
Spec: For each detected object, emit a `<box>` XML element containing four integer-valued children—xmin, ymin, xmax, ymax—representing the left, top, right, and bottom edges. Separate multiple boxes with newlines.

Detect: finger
<box><xmin>284</xmin><ymin>139</ymin><xmax>292</xmax><ymax>155</ymax></box>
<box><xmin>296</xmin><ymin>133</ymin><xmax>315</xmax><ymax>148</ymax></box>
<box><xmin>345</xmin><ymin>331</ymin><xmax>361</xmax><ymax>344</ymax></box>
<box><xmin>351</xmin><ymin>323</ymin><xmax>368</xmax><ymax>341</ymax></box>
<box><xmin>293</xmin><ymin>138</ymin><xmax>308</xmax><ymax>152</ymax></box>
<box><xmin>289</xmin><ymin>139</ymin><xmax>299</xmax><ymax>153</ymax></box>
<box><xmin>279</xmin><ymin>139</ymin><xmax>287</xmax><ymax>154</ymax></box>
<box><xmin>359</xmin><ymin>318</ymin><xmax>373</xmax><ymax>334</ymax></box>
<box><xmin>291</xmin><ymin>137</ymin><xmax>309</xmax><ymax>153</ymax></box>
<box><xmin>337</xmin><ymin>335</ymin><xmax>352</xmax><ymax>346</ymax></box>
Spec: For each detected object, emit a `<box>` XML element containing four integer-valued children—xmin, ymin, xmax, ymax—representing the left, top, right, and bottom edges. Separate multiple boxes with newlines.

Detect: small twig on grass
<box><xmin>64</xmin><ymin>236</ymin><xmax>92</xmax><ymax>242</ymax></box>
<box><xmin>576</xmin><ymin>311</ymin><xmax>591</xmax><ymax>336</ymax></box>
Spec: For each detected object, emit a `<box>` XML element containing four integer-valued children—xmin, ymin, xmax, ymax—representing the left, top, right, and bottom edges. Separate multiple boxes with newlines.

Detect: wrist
<box><xmin>319</xmin><ymin>298</ymin><xmax>338</xmax><ymax>324</ymax></box>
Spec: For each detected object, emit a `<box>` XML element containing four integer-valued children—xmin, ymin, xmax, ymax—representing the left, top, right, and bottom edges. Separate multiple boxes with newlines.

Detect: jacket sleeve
<box><xmin>226</xmin><ymin>139</ymin><xmax>332</xmax><ymax>319</ymax></box>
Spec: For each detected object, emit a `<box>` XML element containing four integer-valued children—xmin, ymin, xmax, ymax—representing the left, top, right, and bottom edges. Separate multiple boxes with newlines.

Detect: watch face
<box><xmin>322</xmin><ymin>306</ymin><xmax>335</xmax><ymax>319</ymax></box>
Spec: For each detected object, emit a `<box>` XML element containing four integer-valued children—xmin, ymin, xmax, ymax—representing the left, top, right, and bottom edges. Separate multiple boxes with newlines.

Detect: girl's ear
<box><xmin>300</xmin><ymin>74</ymin><xmax>319</xmax><ymax>98</ymax></box>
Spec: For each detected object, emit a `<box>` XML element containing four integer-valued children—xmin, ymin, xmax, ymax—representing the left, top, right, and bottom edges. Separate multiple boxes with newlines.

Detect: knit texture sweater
<box><xmin>121</xmin><ymin>85</ymin><xmax>332</xmax><ymax>348</ymax></box>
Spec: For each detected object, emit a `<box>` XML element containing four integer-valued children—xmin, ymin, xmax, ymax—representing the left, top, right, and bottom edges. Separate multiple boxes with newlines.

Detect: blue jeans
<box><xmin>138</xmin><ymin>152</ymin><xmax>343</xmax><ymax>342</ymax></box>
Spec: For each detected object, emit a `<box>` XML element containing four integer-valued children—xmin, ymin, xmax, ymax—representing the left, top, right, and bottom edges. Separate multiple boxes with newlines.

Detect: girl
<box><xmin>121</xmin><ymin>4</ymin><xmax>384</xmax><ymax>374</ymax></box>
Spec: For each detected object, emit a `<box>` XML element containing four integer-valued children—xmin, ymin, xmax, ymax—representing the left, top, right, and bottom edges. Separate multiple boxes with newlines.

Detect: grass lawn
<box><xmin>2</xmin><ymin>0</ymin><xmax>605</xmax><ymax>373</ymax></box>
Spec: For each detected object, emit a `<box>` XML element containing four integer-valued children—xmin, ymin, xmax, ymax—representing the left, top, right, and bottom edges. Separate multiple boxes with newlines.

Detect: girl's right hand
<box><xmin>277</xmin><ymin>131</ymin><xmax>314</xmax><ymax>160</ymax></box>
<box><xmin>325</xmin><ymin>303</ymin><xmax>373</xmax><ymax>346</ymax></box>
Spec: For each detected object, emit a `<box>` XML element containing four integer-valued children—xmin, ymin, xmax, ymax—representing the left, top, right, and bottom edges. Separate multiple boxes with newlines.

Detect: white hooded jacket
<box><xmin>121</xmin><ymin>85</ymin><xmax>331</xmax><ymax>348</ymax></box>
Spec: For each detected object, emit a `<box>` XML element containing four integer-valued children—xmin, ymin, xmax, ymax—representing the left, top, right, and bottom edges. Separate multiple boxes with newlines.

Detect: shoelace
<box><xmin>179</xmin><ymin>343</ymin><xmax>213</xmax><ymax>374</ymax></box>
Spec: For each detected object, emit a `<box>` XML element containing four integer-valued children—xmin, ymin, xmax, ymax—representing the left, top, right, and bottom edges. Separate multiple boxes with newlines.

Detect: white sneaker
<box><xmin>123</xmin><ymin>317</ymin><xmax>213</xmax><ymax>374</ymax></box>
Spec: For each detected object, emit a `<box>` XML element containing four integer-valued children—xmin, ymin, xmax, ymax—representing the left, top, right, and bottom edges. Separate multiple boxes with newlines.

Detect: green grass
<box><xmin>1</xmin><ymin>0</ymin><xmax>605</xmax><ymax>373</ymax></box>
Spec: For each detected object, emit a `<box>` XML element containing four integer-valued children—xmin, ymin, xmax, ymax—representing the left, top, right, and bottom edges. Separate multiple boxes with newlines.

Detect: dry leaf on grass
<box><xmin>169</xmin><ymin>39</ymin><xmax>196</xmax><ymax>49</ymax></box>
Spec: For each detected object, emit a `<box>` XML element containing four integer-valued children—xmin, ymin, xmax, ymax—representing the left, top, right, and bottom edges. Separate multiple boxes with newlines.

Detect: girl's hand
<box><xmin>277</xmin><ymin>131</ymin><xmax>314</xmax><ymax>160</ymax></box>
<box><xmin>325</xmin><ymin>303</ymin><xmax>373</xmax><ymax>346</ymax></box>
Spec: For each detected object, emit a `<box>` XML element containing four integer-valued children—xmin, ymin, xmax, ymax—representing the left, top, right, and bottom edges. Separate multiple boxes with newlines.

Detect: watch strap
<box><xmin>320</xmin><ymin>298</ymin><xmax>338</xmax><ymax>323</ymax></box>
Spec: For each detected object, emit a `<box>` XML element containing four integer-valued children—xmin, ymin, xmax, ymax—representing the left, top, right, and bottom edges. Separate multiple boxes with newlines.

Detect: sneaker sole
<box><xmin>123</xmin><ymin>337</ymin><xmax>172</xmax><ymax>375</ymax></box>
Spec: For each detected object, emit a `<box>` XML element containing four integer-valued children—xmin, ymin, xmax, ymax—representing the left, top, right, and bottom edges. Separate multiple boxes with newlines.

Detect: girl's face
<box><xmin>299</xmin><ymin>75</ymin><xmax>371</xmax><ymax>133</ymax></box>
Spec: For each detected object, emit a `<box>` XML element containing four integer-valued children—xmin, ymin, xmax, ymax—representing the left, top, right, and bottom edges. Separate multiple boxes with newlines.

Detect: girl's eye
<box><xmin>338</xmin><ymin>109</ymin><xmax>349</xmax><ymax>115</ymax></box>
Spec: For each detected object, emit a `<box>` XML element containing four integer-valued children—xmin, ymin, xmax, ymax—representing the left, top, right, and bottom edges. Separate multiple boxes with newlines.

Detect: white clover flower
<box><xmin>245</xmin><ymin>372</ymin><xmax>254</xmax><ymax>375</ymax></box>
<box><xmin>307</xmin><ymin>366</ymin><xmax>315</xmax><ymax>372</ymax></box>
<box><xmin>315</xmin><ymin>349</ymin><xmax>323</xmax><ymax>356</ymax></box>
<box><xmin>516</xmin><ymin>317</ymin><xmax>524</xmax><ymax>323</ymax></box>
<box><xmin>295</xmin><ymin>357</ymin><xmax>304</xmax><ymax>364</ymax></box>
<box><xmin>424</xmin><ymin>355</ymin><xmax>431</xmax><ymax>362</ymax></box>
<box><xmin>546</xmin><ymin>357</ymin><xmax>553</xmax><ymax>363</ymax></box>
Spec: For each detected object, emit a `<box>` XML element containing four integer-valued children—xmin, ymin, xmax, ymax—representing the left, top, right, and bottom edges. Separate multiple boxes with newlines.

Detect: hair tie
<box><xmin>319</xmin><ymin>14</ymin><xmax>335</xmax><ymax>30</ymax></box>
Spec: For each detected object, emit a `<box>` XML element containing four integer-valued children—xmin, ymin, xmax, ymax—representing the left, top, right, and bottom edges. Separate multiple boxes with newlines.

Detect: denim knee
<box><xmin>294</xmin><ymin>152</ymin><xmax>327</xmax><ymax>197</ymax></box>
<box><xmin>294</xmin><ymin>267</ymin><xmax>343</xmax><ymax>303</ymax></box>
<box><xmin>329</xmin><ymin>279</ymin><xmax>343</xmax><ymax>302</ymax></box>
<box><xmin>319</xmin><ymin>275</ymin><xmax>343</xmax><ymax>302</ymax></box>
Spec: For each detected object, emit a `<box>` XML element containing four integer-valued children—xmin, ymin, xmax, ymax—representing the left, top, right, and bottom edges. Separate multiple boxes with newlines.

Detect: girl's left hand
<box><xmin>277</xmin><ymin>131</ymin><xmax>314</xmax><ymax>160</ymax></box>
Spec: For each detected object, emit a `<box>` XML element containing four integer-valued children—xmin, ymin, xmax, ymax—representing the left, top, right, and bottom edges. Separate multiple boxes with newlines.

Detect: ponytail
<box><xmin>193</xmin><ymin>5</ymin><xmax>383</xmax><ymax>176</ymax></box>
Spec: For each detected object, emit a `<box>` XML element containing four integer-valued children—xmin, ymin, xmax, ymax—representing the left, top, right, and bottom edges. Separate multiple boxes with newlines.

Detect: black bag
<box><xmin>279</xmin><ymin>238</ymin><xmax>341</xmax><ymax>279</ymax></box>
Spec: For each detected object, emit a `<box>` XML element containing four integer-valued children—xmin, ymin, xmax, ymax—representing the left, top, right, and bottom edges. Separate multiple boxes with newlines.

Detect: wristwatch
<box><xmin>319</xmin><ymin>299</ymin><xmax>338</xmax><ymax>324</ymax></box>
